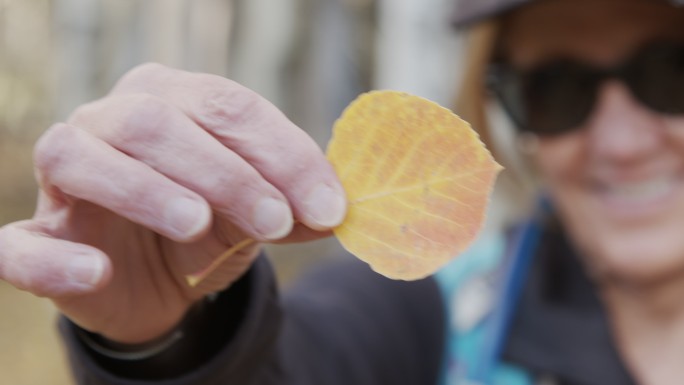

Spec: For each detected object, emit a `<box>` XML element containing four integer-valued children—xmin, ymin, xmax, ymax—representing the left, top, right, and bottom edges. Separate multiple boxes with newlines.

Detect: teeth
<box><xmin>606</xmin><ymin>177</ymin><xmax>674</xmax><ymax>201</ymax></box>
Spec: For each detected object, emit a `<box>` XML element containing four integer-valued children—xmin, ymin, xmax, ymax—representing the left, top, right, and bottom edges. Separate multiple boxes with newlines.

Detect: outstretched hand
<box><xmin>0</xmin><ymin>63</ymin><xmax>347</xmax><ymax>344</ymax></box>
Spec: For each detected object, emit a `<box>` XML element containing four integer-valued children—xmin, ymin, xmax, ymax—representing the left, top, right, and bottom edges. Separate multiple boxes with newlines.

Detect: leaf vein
<box><xmin>356</xmin><ymin>202</ymin><xmax>465</xmax><ymax>230</ymax></box>
<box><xmin>350</xmin><ymin>167</ymin><xmax>494</xmax><ymax>204</ymax></box>
<box><xmin>343</xmin><ymin>226</ymin><xmax>415</xmax><ymax>259</ymax></box>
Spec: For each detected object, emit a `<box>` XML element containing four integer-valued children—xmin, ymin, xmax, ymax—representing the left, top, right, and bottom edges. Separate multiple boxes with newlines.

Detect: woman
<box><xmin>451</xmin><ymin>1</ymin><xmax>684</xmax><ymax>384</ymax></box>
<box><xmin>1</xmin><ymin>0</ymin><xmax>684</xmax><ymax>384</ymax></box>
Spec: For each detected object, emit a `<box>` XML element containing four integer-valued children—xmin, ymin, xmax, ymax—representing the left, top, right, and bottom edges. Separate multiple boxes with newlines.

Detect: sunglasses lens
<box><xmin>490</xmin><ymin>41</ymin><xmax>684</xmax><ymax>137</ymax></box>
<box><xmin>490</xmin><ymin>62</ymin><xmax>596</xmax><ymax>136</ymax></box>
<box><xmin>628</xmin><ymin>41</ymin><xmax>684</xmax><ymax>115</ymax></box>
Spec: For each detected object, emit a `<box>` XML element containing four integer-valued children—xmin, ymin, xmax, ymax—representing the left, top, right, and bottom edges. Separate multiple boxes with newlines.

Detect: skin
<box><xmin>0</xmin><ymin>63</ymin><xmax>347</xmax><ymax>343</ymax></box>
<box><xmin>500</xmin><ymin>0</ymin><xmax>684</xmax><ymax>383</ymax></box>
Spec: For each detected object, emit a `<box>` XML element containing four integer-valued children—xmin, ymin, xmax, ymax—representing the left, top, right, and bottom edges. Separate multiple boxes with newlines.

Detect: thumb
<box><xmin>0</xmin><ymin>220</ymin><xmax>111</xmax><ymax>297</ymax></box>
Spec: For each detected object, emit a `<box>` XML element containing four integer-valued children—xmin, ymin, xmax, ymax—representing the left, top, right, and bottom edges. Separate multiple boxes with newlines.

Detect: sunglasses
<box><xmin>486</xmin><ymin>40</ymin><xmax>684</xmax><ymax>137</ymax></box>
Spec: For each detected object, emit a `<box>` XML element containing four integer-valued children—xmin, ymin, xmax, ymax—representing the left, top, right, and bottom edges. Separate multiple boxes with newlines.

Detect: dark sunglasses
<box><xmin>486</xmin><ymin>40</ymin><xmax>684</xmax><ymax>137</ymax></box>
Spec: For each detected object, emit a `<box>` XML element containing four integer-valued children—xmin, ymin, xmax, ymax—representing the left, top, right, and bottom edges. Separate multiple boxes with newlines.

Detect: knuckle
<box><xmin>108</xmin><ymin>94</ymin><xmax>175</xmax><ymax>146</ymax></box>
<box><xmin>33</xmin><ymin>123</ymin><xmax>79</xmax><ymax>180</ymax></box>
<box><xmin>117</xmin><ymin>62</ymin><xmax>170</xmax><ymax>88</ymax></box>
<box><xmin>195</xmin><ymin>80</ymin><xmax>266</xmax><ymax>135</ymax></box>
<box><xmin>68</xmin><ymin>100</ymin><xmax>101</xmax><ymax>125</ymax></box>
<box><xmin>68</xmin><ymin>93</ymin><xmax>177</xmax><ymax>147</ymax></box>
<box><xmin>203</xmin><ymin>171</ymin><xmax>255</xmax><ymax>208</ymax></box>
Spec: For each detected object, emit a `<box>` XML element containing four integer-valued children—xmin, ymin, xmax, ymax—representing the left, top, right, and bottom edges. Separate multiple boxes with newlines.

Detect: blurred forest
<box><xmin>0</xmin><ymin>0</ymin><xmax>463</xmax><ymax>383</ymax></box>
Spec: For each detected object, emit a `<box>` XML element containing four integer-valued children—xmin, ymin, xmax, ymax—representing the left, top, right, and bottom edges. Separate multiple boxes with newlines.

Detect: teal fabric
<box><xmin>434</xmin><ymin>234</ymin><xmax>534</xmax><ymax>385</ymax></box>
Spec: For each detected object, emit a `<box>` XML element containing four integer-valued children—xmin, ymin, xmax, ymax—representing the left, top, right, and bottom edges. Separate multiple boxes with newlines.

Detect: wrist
<box><xmin>70</xmin><ymin>273</ymin><xmax>253</xmax><ymax>380</ymax></box>
<box><xmin>77</xmin><ymin>296</ymin><xmax>210</xmax><ymax>361</ymax></box>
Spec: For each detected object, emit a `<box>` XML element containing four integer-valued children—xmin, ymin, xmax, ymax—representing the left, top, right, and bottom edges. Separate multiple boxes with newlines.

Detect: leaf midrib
<box><xmin>349</xmin><ymin>166</ymin><xmax>492</xmax><ymax>204</ymax></box>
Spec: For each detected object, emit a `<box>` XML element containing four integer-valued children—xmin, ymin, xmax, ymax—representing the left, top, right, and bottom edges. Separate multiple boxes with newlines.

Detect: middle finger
<box><xmin>109</xmin><ymin>63</ymin><xmax>347</xmax><ymax>232</ymax></box>
<box><xmin>70</xmin><ymin>93</ymin><xmax>294</xmax><ymax>241</ymax></box>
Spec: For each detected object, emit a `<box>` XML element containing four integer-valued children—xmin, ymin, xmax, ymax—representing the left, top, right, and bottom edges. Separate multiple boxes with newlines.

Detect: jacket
<box><xmin>59</xmin><ymin>214</ymin><xmax>638</xmax><ymax>385</ymax></box>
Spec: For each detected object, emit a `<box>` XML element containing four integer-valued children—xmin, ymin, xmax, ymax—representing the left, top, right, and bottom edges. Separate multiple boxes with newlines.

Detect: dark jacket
<box><xmin>59</xmin><ymin>220</ymin><xmax>638</xmax><ymax>385</ymax></box>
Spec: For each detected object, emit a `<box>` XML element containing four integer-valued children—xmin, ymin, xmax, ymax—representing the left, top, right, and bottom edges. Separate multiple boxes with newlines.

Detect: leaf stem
<box><xmin>185</xmin><ymin>238</ymin><xmax>257</xmax><ymax>287</ymax></box>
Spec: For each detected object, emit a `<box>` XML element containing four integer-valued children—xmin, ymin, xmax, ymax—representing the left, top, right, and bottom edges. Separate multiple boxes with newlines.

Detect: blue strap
<box><xmin>468</xmin><ymin>196</ymin><xmax>550</xmax><ymax>384</ymax></box>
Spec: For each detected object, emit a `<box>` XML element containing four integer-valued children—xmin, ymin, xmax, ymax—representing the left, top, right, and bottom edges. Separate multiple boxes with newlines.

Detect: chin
<box><xmin>578</xmin><ymin>233</ymin><xmax>684</xmax><ymax>287</ymax></box>
<box><xmin>553</xmin><ymin>186</ymin><xmax>684</xmax><ymax>286</ymax></box>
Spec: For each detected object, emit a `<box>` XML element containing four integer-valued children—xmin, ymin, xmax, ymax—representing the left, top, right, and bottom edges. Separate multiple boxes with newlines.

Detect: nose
<box><xmin>586</xmin><ymin>80</ymin><xmax>665</xmax><ymax>162</ymax></box>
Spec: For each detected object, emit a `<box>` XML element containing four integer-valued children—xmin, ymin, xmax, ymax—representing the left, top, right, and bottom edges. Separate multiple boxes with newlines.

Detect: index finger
<box><xmin>110</xmin><ymin>63</ymin><xmax>347</xmax><ymax>231</ymax></box>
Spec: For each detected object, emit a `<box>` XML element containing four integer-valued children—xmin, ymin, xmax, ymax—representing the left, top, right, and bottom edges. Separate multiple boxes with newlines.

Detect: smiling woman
<box><xmin>458</xmin><ymin>0</ymin><xmax>684</xmax><ymax>383</ymax></box>
<box><xmin>493</xmin><ymin>0</ymin><xmax>684</xmax><ymax>283</ymax></box>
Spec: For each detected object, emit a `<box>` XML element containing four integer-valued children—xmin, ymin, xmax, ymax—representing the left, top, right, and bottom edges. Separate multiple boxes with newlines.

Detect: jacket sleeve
<box><xmin>59</xmin><ymin>253</ymin><xmax>447</xmax><ymax>385</ymax></box>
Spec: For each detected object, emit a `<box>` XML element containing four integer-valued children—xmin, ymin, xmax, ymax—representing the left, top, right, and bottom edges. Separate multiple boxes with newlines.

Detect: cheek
<box><xmin>531</xmin><ymin>135</ymin><xmax>613</xmax><ymax>275</ymax></box>
<box><xmin>664</xmin><ymin>117</ymin><xmax>684</xmax><ymax>145</ymax></box>
<box><xmin>531</xmin><ymin>122</ymin><xmax>684</xmax><ymax>283</ymax></box>
<box><xmin>532</xmin><ymin>135</ymin><xmax>598</xmax><ymax>259</ymax></box>
<box><xmin>531</xmin><ymin>136</ymin><xmax>588</xmax><ymax>237</ymax></box>
<box><xmin>533</xmin><ymin>134</ymin><xmax>585</xmax><ymax>187</ymax></box>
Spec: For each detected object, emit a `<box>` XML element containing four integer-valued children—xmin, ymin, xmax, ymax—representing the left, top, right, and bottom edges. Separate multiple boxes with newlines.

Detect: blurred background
<box><xmin>0</xmin><ymin>0</ymin><xmax>465</xmax><ymax>383</ymax></box>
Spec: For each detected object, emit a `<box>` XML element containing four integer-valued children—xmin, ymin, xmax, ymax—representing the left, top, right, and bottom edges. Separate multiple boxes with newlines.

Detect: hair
<box><xmin>453</xmin><ymin>19</ymin><xmax>539</xmax><ymax>224</ymax></box>
<box><xmin>454</xmin><ymin>20</ymin><xmax>500</xmax><ymax>149</ymax></box>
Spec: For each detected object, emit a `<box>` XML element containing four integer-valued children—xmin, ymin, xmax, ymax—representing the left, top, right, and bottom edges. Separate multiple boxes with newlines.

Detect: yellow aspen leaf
<box><xmin>186</xmin><ymin>90</ymin><xmax>501</xmax><ymax>287</ymax></box>
<box><xmin>326</xmin><ymin>90</ymin><xmax>502</xmax><ymax>281</ymax></box>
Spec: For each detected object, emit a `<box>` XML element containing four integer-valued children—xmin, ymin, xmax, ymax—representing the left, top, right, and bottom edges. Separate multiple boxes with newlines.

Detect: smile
<box><xmin>594</xmin><ymin>175</ymin><xmax>681</xmax><ymax>218</ymax></box>
<box><xmin>606</xmin><ymin>177</ymin><xmax>676</xmax><ymax>200</ymax></box>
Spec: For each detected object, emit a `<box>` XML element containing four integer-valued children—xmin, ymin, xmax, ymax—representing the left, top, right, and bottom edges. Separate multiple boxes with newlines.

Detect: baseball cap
<box><xmin>451</xmin><ymin>0</ymin><xmax>684</xmax><ymax>27</ymax></box>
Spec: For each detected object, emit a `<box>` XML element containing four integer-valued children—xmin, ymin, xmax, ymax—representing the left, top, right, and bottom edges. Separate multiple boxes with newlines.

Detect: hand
<box><xmin>0</xmin><ymin>63</ymin><xmax>347</xmax><ymax>344</ymax></box>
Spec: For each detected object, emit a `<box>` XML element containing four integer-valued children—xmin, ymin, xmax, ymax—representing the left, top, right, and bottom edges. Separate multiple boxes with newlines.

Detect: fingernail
<box><xmin>67</xmin><ymin>254</ymin><xmax>104</xmax><ymax>288</ymax></box>
<box><xmin>253</xmin><ymin>198</ymin><xmax>293</xmax><ymax>240</ymax></box>
<box><xmin>303</xmin><ymin>184</ymin><xmax>347</xmax><ymax>230</ymax></box>
<box><xmin>165</xmin><ymin>197</ymin><xmax>210</xmax><ymax>239</ymax></box>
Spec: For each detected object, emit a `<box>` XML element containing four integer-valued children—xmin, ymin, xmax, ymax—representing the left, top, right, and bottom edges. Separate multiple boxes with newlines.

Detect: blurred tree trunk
<box><xmin>228</xmin><ymin>0</ymin><xmax>300</xmax><ymax>106</ymax></box>
<box><xmin>187</xmin><ymin>0</ymin><xmax>232</xmax><ymax>75</ymax></box>
<box><xmin>53</xmin><ymin>0</ymin><xmax>232</xmax><ymax>119</ymax></box>
<box><xmin>53</xmin><ymin>0</ymin><xmax>101</xmax><ymax>119</ymax></box>
<box><xmin>375</xmin><ymin>0</ymin><xmax>463</xmax><ymax>105</ymax></box>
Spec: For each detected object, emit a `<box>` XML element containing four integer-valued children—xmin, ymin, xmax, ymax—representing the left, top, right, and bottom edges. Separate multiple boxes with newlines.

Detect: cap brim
<box><xmin>450</xmin><ymin>0</ymin><xmax>531</xmax><ymax>28</ymax></box>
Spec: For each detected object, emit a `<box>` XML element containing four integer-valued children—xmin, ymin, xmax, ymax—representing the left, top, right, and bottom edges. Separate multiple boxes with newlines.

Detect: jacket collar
<box><xmin>502</xmin><ymin>220</ymin><xmax>636</xmax><ymax>385</ymax></box>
